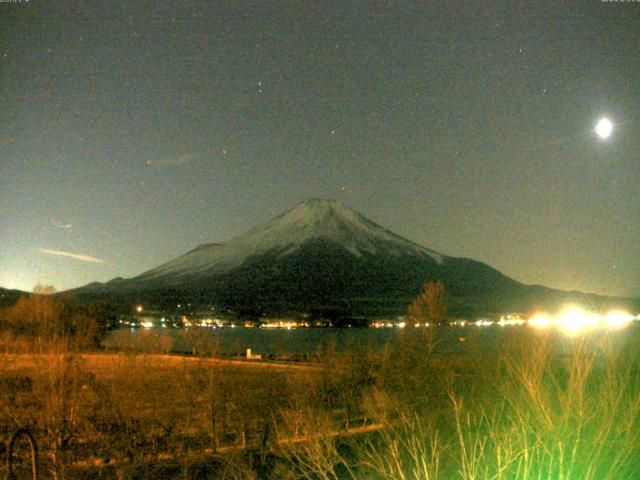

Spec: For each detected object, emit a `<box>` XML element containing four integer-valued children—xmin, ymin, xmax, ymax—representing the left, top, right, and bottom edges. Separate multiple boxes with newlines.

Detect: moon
<box><xmin>595</xmin><ymin>118</ymin><xmax>613</xmax><ymax>139</ymax></box>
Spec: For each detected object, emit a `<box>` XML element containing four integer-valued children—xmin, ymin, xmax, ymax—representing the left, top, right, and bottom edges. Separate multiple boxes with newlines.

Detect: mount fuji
<box><xmin>75</xmin><ymin>199</ymin><xmax>635</xmax><ymax>319</ymax></box>
<box><xmin>135</xmin><ymin>198</ymin><xmax>445</xmax><ymax>284</ymax></box>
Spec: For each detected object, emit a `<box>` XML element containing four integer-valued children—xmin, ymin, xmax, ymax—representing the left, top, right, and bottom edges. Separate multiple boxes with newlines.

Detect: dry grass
<box><xmin>0</xmin><ymin>349</ymin><xmax>320</xmax><ymax>478</ymax></box>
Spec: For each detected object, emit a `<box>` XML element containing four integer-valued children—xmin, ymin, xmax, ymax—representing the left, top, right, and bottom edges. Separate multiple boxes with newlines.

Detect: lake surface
<box><xmin>106</xmin><ymin>323</ymin><xmax>640</xmax><ymax>357</ymax></box>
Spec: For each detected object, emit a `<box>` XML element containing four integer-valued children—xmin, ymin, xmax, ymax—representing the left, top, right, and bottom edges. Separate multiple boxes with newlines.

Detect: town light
<box><xmin>604</xmin><ymin>310</ymin><xmax>634</xmax><ymax>329</ymax></box>
<box><xmin>557</xmin><ymin>306</ymin><xmax>599</xmax><ymax>335</ymax></box>
<box><xmin>528</xmin><ymin>313</ymin><xmax>552</xmax><ymax>330</ymax></box>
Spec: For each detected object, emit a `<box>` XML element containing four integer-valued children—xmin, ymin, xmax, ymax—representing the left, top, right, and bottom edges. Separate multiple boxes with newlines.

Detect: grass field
<box><xmin>0</xmin><ymin>351</ymin><xmax>327</xmax><ymax>478</ymax></box>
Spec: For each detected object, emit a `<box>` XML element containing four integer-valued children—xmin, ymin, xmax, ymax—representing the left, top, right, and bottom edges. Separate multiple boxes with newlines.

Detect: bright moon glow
<box><xmin>595</xmin><ymin>118</ymin><xmax>613</xmax><ymax>139</ymax></box>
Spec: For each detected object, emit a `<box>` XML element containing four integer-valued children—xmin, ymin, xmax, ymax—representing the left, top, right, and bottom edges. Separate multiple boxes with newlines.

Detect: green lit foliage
<box><xmin>446</xmin><ymin>333</ymin><xmax>640</xmax><ymax>479</ymax></box>
<box><xmin>284</xmin><ymin>330</ymin><xmax>640</xmax><ymax>480</ymax></box>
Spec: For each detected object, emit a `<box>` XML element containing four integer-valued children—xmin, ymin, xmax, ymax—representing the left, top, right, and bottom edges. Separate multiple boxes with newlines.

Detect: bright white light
<box><xmin>528</xmin><ymin>313</ymin><xmax>552</xmax><ymax>330</ymax></box>
<box><xmin>475</xmin><ymin>319</ymin><xmax>493</xmax><ymax>327</ymax></box>
<box><xmin>557</xmin><ymin>306</ymin><xmax>599</xmax><ymax>335</ymax></box>
<box><xmin>595</xmin><ymin>118</ymin><xmax>613</xmax><ymax>139</ymax></box>
<box><xmin>141</xmin><ymin>321</ymin><xmax>154</xmax><ymax>328</ymax></box>
<box><xmin>525</xmin><ymin>306</ymin><xmax>635</xmax><ymax>334</ymax></box>
<box><xmin>497</xmin><ymin>316</ymin><xmax>525</xmax><ymax>327</ymax></box>
<box><xmin>604</xmin><ymin>310</ymin><xmax>634</xmax><ymax>329</ymax></box>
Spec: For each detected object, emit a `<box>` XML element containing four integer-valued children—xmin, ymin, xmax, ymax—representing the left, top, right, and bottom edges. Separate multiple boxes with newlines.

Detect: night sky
<box><xmin>1</xmin><ymin>1</ymin><xmax>638</xmax><ymax>298</ymax></box>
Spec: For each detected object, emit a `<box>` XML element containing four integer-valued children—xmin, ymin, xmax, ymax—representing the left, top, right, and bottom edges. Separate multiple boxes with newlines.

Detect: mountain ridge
<box><xmin>131</xmin><ymin>199</ymin><xmax>444</xmax><ymax>286</ymax></box>
<box><xmin>72</xmin><ymin>199</ymin><xmax>639</xmax><ymax>318</ymax></box>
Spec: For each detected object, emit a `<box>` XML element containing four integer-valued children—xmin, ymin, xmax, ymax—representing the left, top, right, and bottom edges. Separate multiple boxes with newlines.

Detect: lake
<box><xmin>106</xmin><ymin>323</ymin><xmax>640</xmax><ymax>357</ymax></box>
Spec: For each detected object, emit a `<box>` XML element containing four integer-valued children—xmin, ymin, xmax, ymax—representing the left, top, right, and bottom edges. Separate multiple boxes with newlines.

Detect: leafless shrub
<box><xmin>178</xmin><ymin>328</ymin><xmax>220</xmax><ymax>356</ymax></box>
<box><xmin>275</xmin><ymin>404</ymin><xmax>357</xmax><ymax>480</ymax></box>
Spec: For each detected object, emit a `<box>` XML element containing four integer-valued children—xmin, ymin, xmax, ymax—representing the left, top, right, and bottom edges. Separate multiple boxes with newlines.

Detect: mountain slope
<box><xmin>74</xmin><ymin>199</ymin><xmax>638</xmax><ymax>317</ymax></box>
<box><xmin>0</xmin><ymin>287</ymin><xmax>27</xmax><ymax>309</ymax></box>
<box><xmin>133</xmin><ymin>199</ymin><xmax>443</xmax><ymax>285</ymax></box>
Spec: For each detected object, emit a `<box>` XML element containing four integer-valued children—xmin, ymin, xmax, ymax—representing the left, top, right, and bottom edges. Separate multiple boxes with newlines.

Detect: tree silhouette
<box><xmin>407</xmin><ymin>281</ymin><xmax>448</xmax><ymax>325</ymax></box>
<box><xmin>0</xmin><ymin>285</ymin><xmax>113</xmax><ymax>348</ymax></box>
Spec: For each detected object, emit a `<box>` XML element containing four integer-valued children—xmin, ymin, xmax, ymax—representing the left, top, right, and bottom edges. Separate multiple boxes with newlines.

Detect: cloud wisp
<box><xmin>146</xmin><ymin>153</ymin><xmax>195</xmax><ymax>167</ymax></box>
<box><xmin>52</xmin><ymin>220</ymin><xmax>73</xmax><ymax>231</ymax></box>
<box><xmin>38</xmin><ymin>248</ymin><xmax>108</xmax><ymax>264</ymax></box>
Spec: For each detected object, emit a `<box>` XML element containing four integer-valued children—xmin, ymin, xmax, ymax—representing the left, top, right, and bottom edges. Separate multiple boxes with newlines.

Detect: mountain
<box><xmin>0</xmin><ymin>287</ymin><xmax>27</xmax><ymax>309</ymax></box>
<box><xmin>134</xmin><ymin>199</ymin><xmax>444</xmax><ymax>285</ymax></box>
<box><xmin>74</xmin><ymin>199</ymin><xmax>638</xmax><ymax>319</ymax></box>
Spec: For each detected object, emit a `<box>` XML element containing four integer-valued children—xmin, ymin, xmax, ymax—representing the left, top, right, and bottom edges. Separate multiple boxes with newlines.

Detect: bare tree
<box><xmin>407</xmin><ymin>281</ymin><xmax>448</xmax><ymax>326</ymax></box>
<box><xmin>400</xmin><ymin>281</ymin><xmax>449</xmax><ymax>373</ymax></box>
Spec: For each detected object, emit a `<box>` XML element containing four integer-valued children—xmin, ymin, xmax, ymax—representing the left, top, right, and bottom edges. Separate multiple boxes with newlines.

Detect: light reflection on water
<box><xmin>106</xmin><ymin>323</ymin><xmax>640</xmax><ymax>357</ymax></box>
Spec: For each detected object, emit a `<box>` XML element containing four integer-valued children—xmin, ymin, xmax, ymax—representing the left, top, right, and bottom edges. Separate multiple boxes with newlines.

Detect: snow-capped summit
<box><xmin>235</xmin><ymin>198</ymin><xmax>443</xmax><ymax>260</ymax></box>
<box><xmin>75</xmin><ymin>199</ymin><xmax>632</xmax><ymax>317</ymax></box>
<box><xmin>134</xmin><ymin>199</ymin><xmax>444</xmax><ymax>283</ymax></box>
